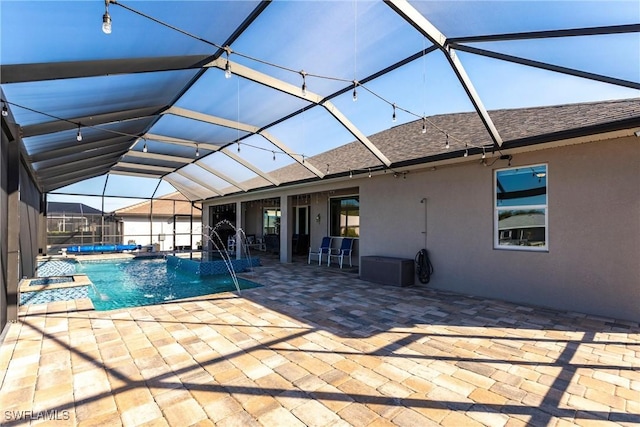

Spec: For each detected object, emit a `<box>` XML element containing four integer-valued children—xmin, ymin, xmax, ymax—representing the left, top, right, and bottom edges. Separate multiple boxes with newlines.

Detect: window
<box><xmin>330</xmin><ymin>196</ymin><xmax>359</xmax><ymax>237</ymax></box>
<box><xmin>263</xmin><ymin>208</ymin><xmax>281</xmax><ymax>236</ymax></box>
<box><xmin>494</xmin><ymin>164</ymin><xmax>547</xmax><ymax>251</ymax></box>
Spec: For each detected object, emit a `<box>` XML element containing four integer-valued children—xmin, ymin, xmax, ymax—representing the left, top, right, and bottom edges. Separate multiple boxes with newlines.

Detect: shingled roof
<box><xmin>499</xmin><ymin>213</ymin><xmax>546</xmax><ymax>230</ymax></box>
<box><xmin>222</xmin><ymin>98</ymin><xmax>639</xmax><ymax>195</ymax></box>
<box><xmin>47</xmin><ymin>202</ymin><xmax>104</xmax><ymax>215</ymax></box>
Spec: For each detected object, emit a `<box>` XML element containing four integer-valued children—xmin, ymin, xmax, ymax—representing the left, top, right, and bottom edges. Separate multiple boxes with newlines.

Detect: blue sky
<box><xmin>2</xmin><ymin>1</ymin><xmax>638</xmax><ymax>211</ymax></box>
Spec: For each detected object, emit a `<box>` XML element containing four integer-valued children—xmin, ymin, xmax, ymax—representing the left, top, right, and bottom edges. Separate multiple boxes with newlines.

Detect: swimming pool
<box><xmin>78</xmin><ymin>258</ymin><xmax>260</xmax><ymax>311</ymax></box>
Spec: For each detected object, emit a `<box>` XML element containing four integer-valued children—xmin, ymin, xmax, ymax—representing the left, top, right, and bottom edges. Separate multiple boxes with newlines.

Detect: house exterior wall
<box><xmin>360</xmin><ymin>136</ymin><xmax>639</xmax><ymax>322</ymax></box>
<box><xmin>121</xmin><ymin>217</ymin><xmax>202</xmax><ymax>250</ymax></box>
<box><xmin>200</xmin><ymin>136</ymin><xmax>637</xmax><ymax>321</ymax></box>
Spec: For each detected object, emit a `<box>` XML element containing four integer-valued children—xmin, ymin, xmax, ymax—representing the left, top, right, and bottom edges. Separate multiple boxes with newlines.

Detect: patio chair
<box><xmin>308</xmin><ymin>237</ymin><xmax>332</xmax><ymax>265</ymax></box>
<box><xmin>327</xmin><ymin>238</ymin><xmax>353</xmax><ymax>269</ymax></box>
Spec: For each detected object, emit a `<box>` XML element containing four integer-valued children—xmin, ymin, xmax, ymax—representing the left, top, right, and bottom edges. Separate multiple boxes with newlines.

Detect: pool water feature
<box><xmin>166</xmin><ymin>254</ymin><xmax>260</xmax><ymax>276</ymax></box>
<box><xmin>78</xmin><ymin>258</ymin><xmax>261</xmax><ymax>311</ymax></box>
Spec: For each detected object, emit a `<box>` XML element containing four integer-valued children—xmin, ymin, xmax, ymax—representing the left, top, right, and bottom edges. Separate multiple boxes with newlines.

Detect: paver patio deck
<box><xmin>1</xmin><ymin>257</ymin><xmax>639</xmax><ymax>426</ymax></box>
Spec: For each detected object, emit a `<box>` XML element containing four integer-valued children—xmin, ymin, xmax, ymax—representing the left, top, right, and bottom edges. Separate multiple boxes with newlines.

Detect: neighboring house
<box><xmin>46</xmin><ymin>202</ymin><xmax>120</xmax><ymax>250</ymax></box>
<box><xmin>47</xmin><ymin>202</ymin><xmax>103</xmax><ymax>232</ymax></box>
<box><xmin>498</xmin><ymin>212</ymin><xmax>546</xmax><ymax>247</ymax></box>
<box><xmin>114</xmin><ymin>192</ymin><xmax>202</xmax><ymax>251</ymax></box>
<box><xmin>202</xmin><ymin>99</ymin><xmax>640</xmax><ymax>322</ymax></box>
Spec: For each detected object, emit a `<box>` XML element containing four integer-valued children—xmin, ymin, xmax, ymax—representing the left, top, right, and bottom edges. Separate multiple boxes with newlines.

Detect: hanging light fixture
<box><xmin>224</xmin><ymin>60</ymin><xmax>231</xmax><ymax>79</ymax></box>
<box><xmin>352</xmin><ymin>81</ymin><xmax>358</xmax><ymax>102</ymax></box>
<box><xmin>300</xmin><ymin>71</ymin><xmax>307</xmax><ymax>96</ymax></box>
<box><xmin>76</xmin><ymin>124</ymin><xmax>83</xmax><ymax>142</ymax></box>
<box><xmin>349</xmin><ymin>170</ymin><xmax>353</xmax><ymax>178</ymax></box>
<box><xmin>272</xmin><ymin>151</ymin><xmax>276</xmax><ymax>161</ymax></box>
<box><xmin>445</xmin><ymin>133</ymin><xmax>450</xmax><ymax>149</ymax></box>
<box><xmin>464</xmin><ymin>143</ymin><xmax>469</xmax><ymax>157</ymax></box>
<box><xmin>421</xmin><ymin>117</ymin><xmax>427</xmax><ymax>134</ymax></box>
<box><xmin>392</xmin><ymin>104</ymin><xmax>397</xmax><ymax>122</ymax></box>
<box><xmin>482</xmin><ymin>147</ymin><xmax>486</xmax><ymax>159</ymax></box>
<box><xmin>143</xmin><ymin>140</ymin><xmax>148</xmax><ymax>153</ymax></box>
<box><xmin>2</xmin><ymin>102</ymin><xmax>8</xmax><ymax>117</ymax></box>
<box><xmin>102</xmin><ymin>0</ymin><xmax>112</xmax><ymax>34</ymax></box>
<box><xmin>237</xmin><ymin>142</ymin><xmax>240</xmax><ymax>153</ymax></box>
<box><xmin>195</xmin><ymin>144</ymin><xmax>200</xmax><ymax>157</ymax></box>
<box><xmin>224</xmin><ymin>47</ymin><xmax>232</xmax><ymax>79</ymax></box>
<box><xmin>368</xmin><ymin>168</ymin><xmax>372</xmax><ymax>178</ymax></box>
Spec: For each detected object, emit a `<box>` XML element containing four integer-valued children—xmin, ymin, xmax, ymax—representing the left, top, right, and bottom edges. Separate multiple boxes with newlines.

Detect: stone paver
<box><xmin>1</xmin><ymin>255</ymin><xmax>639</xmax><ymax>426</ymax></box>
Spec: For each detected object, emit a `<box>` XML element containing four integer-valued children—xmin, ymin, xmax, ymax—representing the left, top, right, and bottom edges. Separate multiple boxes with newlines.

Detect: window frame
<box><xmin>494</xmin><ymin>163</ymin><xmax>548</xmax><ymax>252</ymax></box>
<box><xmin>328</xmin><ymin>194</ymin><xmax>360</xmax><ymax>238</ymax></box>
<box><xmin>262</xmin><ymin>207</ymin><xmax>281</xmax><ymax>236</ymax></box>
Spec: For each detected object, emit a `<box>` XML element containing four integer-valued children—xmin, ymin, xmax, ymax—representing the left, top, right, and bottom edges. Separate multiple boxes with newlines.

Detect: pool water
<box><xmin>78</xmin><ymin>258</ymin><xmax>260</xmax><ymax>311</ymax></box>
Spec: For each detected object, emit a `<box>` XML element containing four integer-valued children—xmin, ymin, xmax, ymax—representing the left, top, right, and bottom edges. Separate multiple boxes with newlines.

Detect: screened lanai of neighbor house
<box><xmin>1</xmin><ymin>0</ymin><xmax>639</xmax><ymax>330</ymax></box>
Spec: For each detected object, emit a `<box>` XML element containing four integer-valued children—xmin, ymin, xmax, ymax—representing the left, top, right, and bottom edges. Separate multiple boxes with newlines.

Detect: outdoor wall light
<box><xmin>102</xmin><ymin>0</ymin><xmax>112</xmax><ymax>34</ymax></box>
<box><xmin>315</xmin><ymin>214</ymin><xmax>321</xmax><ymax>223</ymax></box>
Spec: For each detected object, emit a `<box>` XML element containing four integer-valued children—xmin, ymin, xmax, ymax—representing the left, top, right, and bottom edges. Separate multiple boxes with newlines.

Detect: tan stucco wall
<box><xmin>360</xmin><ymin>136</ymin><xmax>640</xmax><ymax>322</ymax></box>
